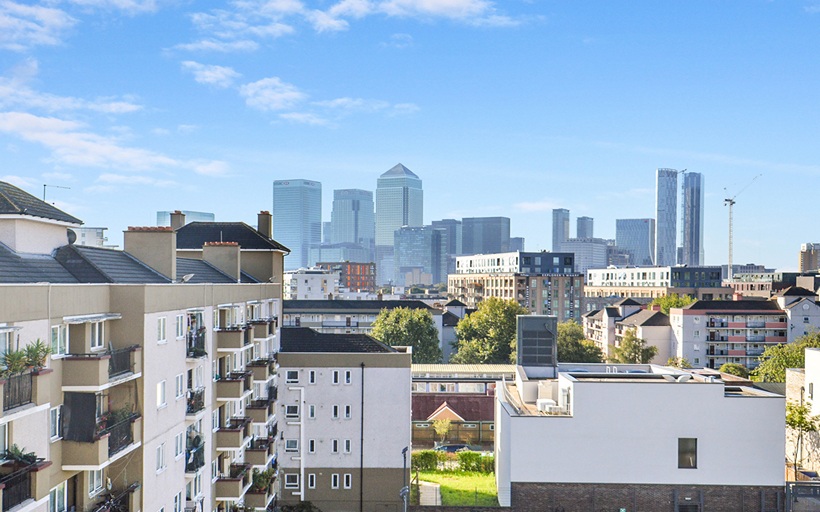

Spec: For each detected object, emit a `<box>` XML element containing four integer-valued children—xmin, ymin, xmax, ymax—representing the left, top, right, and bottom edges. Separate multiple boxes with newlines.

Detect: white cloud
<box><xmin>380</xmin><ymin>32</ymin><xmax>413</xmax><ymax>48</ymax></box>
<box><xmin>513</xmin><ymin>200</ymin><xmax>559</xmax><ymax>212</ymax></box>
<box><xmin>0</xmin><ymin>1</ymin><xmax>77</xmax><ymax>51</ymax></box>
<box><xmin>379</xmin><ymin>0</ymin><xmax>491</xmax><ymax>18</ymax></box>
<box><xmin>97</xmin><ymin>173</ymin><xmax>177</xmax><ymax>187</ymax></box>
<box><xmin>42</xmin><ymin>171</ymin><xmax>73</xmax><ymax>181</ymax></box>
<box><xmin>67</xmin><ymin>0</ymin><xmax>159</xmax><ymax>14</ymax></box>
<box><xmin>313</xmin><ymin>96</ymin><xmax>419</xmax><ymax>116</ymax></box>
<box><xmin>240</xmin><ymin>77</ymin><xmax>306</xmax><ymax>111</ymax></box>
<box><xmin>306</xmin><ymin>9</ymin><xmax>349</xmax><ymax>32</ymax></box>
<box><xmin>279</xmin><ymin>112</ymin><xmax>329</xmax><ymax>125</ymax></box>
<box><xmin>174</xmin><ymin>39</ymin><xmax>259</xmax><ymax>53</ymax></box>
<box><xmin>181</xmin><ymin>61</ymin><xmax>241</xmax><ymax>88</ymax></box>
<box><xmin>0</xmin><ymin>174</ymin><xmax>37</xmax><ymax>188</ymax></box>
<box><xmin>328</xmin><ymin>0</ymin><xmax>373</xmax><ymax>18</ymax></box>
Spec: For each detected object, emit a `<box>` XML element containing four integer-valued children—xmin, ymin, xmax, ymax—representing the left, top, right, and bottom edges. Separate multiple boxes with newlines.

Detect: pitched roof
<box><xmin>582</xmin><ymin>309</ymin><xmax>600</xmax><ymax>318</ymax></box>
<box><xmin>442</xmin><ymin>311</ymin><xmax>460</xmax><ymax>327</ymax></box>
<box><xmin>380</xmin><ymin>163</ymin><xmax>418</xmax><ymax>179</ymax></box>
<box><xmin>775</xmin><ymin>286</ymin><xmax>816</xmax><ymax>297</ymax></box>
<box><xmin>176</xmin><ymin>258</ymin><xmax>237</xmax><ymax>284</ymax></box>
<box><xmin>280</xmin><ymin>327</ymin><xmax>396</xmax><ymax>353</ymax></box>
<box><xmin>445</xmin><ymin>299</ymin><xmax>467</xmax><ymax>307</ymax></box>
<box><xmin>0</xmin><ymin>181</ymin><xmax>82</xmax><ymax>225</ymax></box>
<box><xmin>176</xmin><ymin>222</ymin><xmax>289</xmax><ymax>252</ymax></box>
<box><xmin>613</xmin><ymin>297</ymin><xmax>641</xmax><ymax>306</ymax></box>
<box><xmin>682</xmin><ymin>299</ymin><xmax>783</xmax><ymax>312</ymax></box>
<box><xmin>283</xmin><ymin>299</ymin><xmax>434</xmax><ymax>313</ymax></box>
<box><xmin>0</xmin><ymin>242</ymin><xmax>78</xmax><ymax>283</ymax></box>
<box><xmin>618</xmin><ymin>309</ymin><xmax>670</xmax><ymax>328</ymax></box>
<box><xmin>56</xmin><ymin>245</ymin><xmax>170</xmax><ymax>283</ymax></box>
<box><xmin>426</xmin><ymin>401</ymin><xmax>465</xmax><ymax>422</ymax></box>
<box><xmin>411</xmin><ymin>394</ymin><xmax>495</xmax><ymax>422</ymax></box>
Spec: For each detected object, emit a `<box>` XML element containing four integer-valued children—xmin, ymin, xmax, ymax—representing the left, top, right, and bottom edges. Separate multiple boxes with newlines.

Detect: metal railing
<box><xmin>103</xmin><ymin>416</ymin><xmax>135</xmax><ymax>456</ymax></box>
<box><xmin>0</xmin><ymin>463</ymin><xmax>34</xmax><ymax>510</ymax></box>
<box><xmin>186</xmin><ymin>330</ymin><xmax>207</xmax><ymax>358</ymax></box>
<box><xmin>91</xmin><ymin>482</ymin><xmax>140</xmax><ymax>512</ymax></box>
<box><xmin>186</xmin><ymin>387</ymin><xmax>205</xmax><ymax>415</ymax></box>
<box><xmin>109</xmin><ymin>346</ymin><xmax>137</xmax><ymax>378</ymax></box>
<box><xmin>185</xmin><ymin>443</ymin><xmax>206</xmax><ymax>473</ymax></box>
<box><xmin>3</xmin><ymin>372</ymin><xmax>32</xmax><ymax>411</ymax></box>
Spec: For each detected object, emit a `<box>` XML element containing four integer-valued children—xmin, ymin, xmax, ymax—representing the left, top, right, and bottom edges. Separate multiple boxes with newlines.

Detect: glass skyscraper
<box><xmin>462</xmin><ymin>217</ymin><xmax>510</xmax><ymax>255</ymax></box>
<box><xmin>655</xmin><ymin>168</ymin><xmax>678</xmax><ymax>266</ymax></box>
<box><xmin>273</xmin><ymin>179</ymin><xmax>321</xmax><ymax>270</ymax></box>
<box><xmin>616</xmin><ymin>218</ymin><xmax>656</xmax><ymax>266</ymax></box>
<box><xmin>552</xmin><ymin>208</ymin><xmax>570</xmax><ymax>251</ymax></box>
<box><xmin>577</xmin><ymin>216</ymin><xmax>594</xmax><ymax>239</ymax></box>
<box><xmin>330</xmin><ymin>189</ymin><xmax>375</xmax><ymax>260</ymax></box>
<box><xmin>681</xmin><ymin>172</ymin><xmax>705</xmax><ymax>265</ymax></box>
<box><xmin>375</xmin><ymin>163</ymin><xmax>423</xmax><ymax>284</ymax></box>
<box><xmin>393</xmin><ymin>226</ymin><xmax>446</xmax><ymax>286</ymax></box>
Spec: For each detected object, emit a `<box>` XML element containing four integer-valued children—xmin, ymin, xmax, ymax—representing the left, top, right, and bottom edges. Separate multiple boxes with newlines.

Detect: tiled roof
<box><xmin>280</xmin><ymin>327</ymin><xmax>396</xmax><ymax>353</ymax></box>
<box><xmin>283</xmin><ymin>299</ymin><xmax>434</xmax><ymax>313</ymax></box>
<box><xmin>176</xmin><ymin>222</ymin><xmax>289</xmax><ymax>252</ymax></box>
<box><xmin>775</xmin><ymin>286</ymin><xmax>816</xmax><ymax>297</ymax></box>
<box><xmin>56</xmin><ymin>245</ymin><xmax>170</xmax><ymax>283</ymax></box>
<box><xmin>613</xmin><ymin>297</ymin><xmax>641</xmax><ymax>306</ymax></box>
<box><xmin>442</xmin><ymin>311</ymin><xmax>460</xmax><ymax>327</ymax></box>
<box><xmin>176</xmin><ymin>258</ymin><xmax>236</xmax><ymax>284</ymax></box>
<box><xmin>618</xmin><ymin>309</ymin><xmax>670</xmax><ymax>328</ymax></box>
<box><xmin>445</xmin><ymin>299</ymin><xmax>467</xmax><ymax>307</ymax></box>
<box><xmin>603</xmin><ymin>307</ymin><xmax>620</xmax><ymax>317</ymax></box>
<box><xmin>0</xmin><ymin>243</ymin><xmax>78</xmax><ymax>283</ymax></box>
<box><xmin>411</xmin><ymin>394</ymin><xmax>494</xmax><ymax>422</ymax></box>
<box><xmin>0</xmin><ymin>181</ymin><xmax>82</xmax><ymax>224</ymax></box>
<box><xmin>683</xmin><ymin>300</ymin><xmax>783</xmax><ymax>312</ymax></box>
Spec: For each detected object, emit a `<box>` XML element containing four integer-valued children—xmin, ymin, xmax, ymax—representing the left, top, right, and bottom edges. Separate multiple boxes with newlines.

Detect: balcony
<box><xmin>247</xmin><ymin>359</ymin><xmax>274</xmax><ymax>382</ymax></box>
<box><xmin>104</xmin><ymin>414</ymin><xmax>140</xmax><ymax>457</ymax></box>
<box><xmin>728</xmin><ymin>336</ymin><xmax>746</xmax><ymax>342</ymax></box>
<box><xmin>215</xmin><ymin>372</ymin><xmax>252</xmax><ymax>401</ymax></box>
<box><xmin>245</xmin><ymin>438</ymin><xmax>274</xmax><ymax>467</ymax></box>
<box><xmin>215</xmin><ymin>417</ymin><xmax>252</xmax><ymax>450</ymax></box>
<box><xmin>2</xmin><ymin>372</ymin><xmax>32</xmax><ymax>412</ymax></box>
<box><xmin>186</xmin><ymin>329</ymin><xmax>207</xmax><ymax>359</ymax></box>
<box><xmin>0</xmin><ymin>458</ymin><xmax>49</xmax><ymax>511</ymax></box>
<box><xmin>62</xmin><ymin>415</ymin><xmax>141</xmax><ymax>469</ymax></box>
<box><xmin>728</xmin><ymin>322</ymin><xmax>746</xmax><ymax>329</ymax></box>
<box><xmin>215</xmin><ymin>328</ymin><xmax>250</xmax><ymax>351</ymax></box>
<box><xmin>322</xmin><ymin>320</ymin><xmax>359</xmax><ymax>328</ymax></box>
<box><xmin>766</xmin><ymin>321</ymin><xmax>788</xmax><ymax>329</ymax></box>
<box><xmin>186</xmin><ymin>387</ymin><xmax>206</xmax><ymax>416</ymax></box>
<box><xmin>249</xmin><ymin>320</ymin><xmax>273</xmax><ymax>340</ymax></box>
<box><xmin>246</xmin><ymin>400</ymin><xmax>274</xmax><ymax>424</ymax></box>
<box><xmin>215</xmin><ymin>463</ymin><xmax>252</xmax><ymax>500</ymax></box>
<box><xmin>90</xmin><ymin>482</ymin><xmax>140</xmax><ymax>512</ymax></box>
<box><xmin>185</xmin><ymin>441</ymin><xmax>206</xmax><ymax>474</ymax></box>
<box><xmin>727</xmin><ymin>350</ymin><xmax>746</xmax><ymax>356</ymax></box>
<box><xmin>746</xmin><ymin>321</ymin><xmax>766</xmax><ymax>328</ymax></box>
<box><xmin>765</xmin><ymin>335</ymin><xmax>787</xmax><ymax>343</ymax></box>
<box><xmin>62</xmin><ymin>346</ymin><xmax>141</xmax><ymax>389</ymax></box>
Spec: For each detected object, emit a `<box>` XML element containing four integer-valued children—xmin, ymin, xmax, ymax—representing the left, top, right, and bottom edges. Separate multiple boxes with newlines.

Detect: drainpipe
<box><xmin>360</xmin><ymin>362</ymin><xmax>365</xmax><ymax>512</ymax></box>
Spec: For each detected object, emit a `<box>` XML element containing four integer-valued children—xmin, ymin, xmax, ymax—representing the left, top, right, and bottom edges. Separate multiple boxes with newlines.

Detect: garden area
<box><xmin>411</xmin><ymin>450</ymin><xmax>498</xmax><ymax>507</ymax></box>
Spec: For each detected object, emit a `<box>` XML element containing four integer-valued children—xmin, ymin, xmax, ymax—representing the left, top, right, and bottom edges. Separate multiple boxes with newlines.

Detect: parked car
<box><xmin>434</xmin><ymin>444</ymin><xmax>471</xmax><ymax>453</ymax></box>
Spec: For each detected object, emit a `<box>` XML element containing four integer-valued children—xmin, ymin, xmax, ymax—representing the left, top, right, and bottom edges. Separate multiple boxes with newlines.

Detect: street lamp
<box><xmin>400</xmin><ymin>446</ymin><xmax>409</xmax><ymax>512</ymax></box>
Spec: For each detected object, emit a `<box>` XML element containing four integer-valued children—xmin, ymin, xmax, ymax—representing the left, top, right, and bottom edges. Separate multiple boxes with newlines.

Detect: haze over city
<box><xmin>1</xmin><ymin>1</ymin><xmax>818</xmax><ymax>269</ymax></box>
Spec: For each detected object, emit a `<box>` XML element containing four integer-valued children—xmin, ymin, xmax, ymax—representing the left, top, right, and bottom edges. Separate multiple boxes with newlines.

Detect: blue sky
<box><xmin>1</xmin><ymin>0</ymin><xmax>818</xmax><ymax>270</ymax></box>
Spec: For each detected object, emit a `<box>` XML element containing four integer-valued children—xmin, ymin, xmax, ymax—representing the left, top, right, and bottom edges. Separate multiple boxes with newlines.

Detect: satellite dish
<box><xmin>67</xmin><ymin>229</ymin><xmax>77</xmax><ymax>245</ymax></box>
<box><xmin>181</xmin><ymin>274</ymin><xmax>195</xmax><ymax>283</ymax></box>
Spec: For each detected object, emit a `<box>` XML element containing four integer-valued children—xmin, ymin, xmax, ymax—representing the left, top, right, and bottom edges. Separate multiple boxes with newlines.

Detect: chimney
<box><xmin>203</xmin><ymin>242</ymin><xmax>241</xmax><ymax>282</ymax></box>
<box><xmin>170</xmin><ymin>210</ymin><xmax>186</xmax><ymax>231</ymax></box>
<box><xmin>258</xmin><ymin>211</ymin><xmax>272</xmax><ymax>238</ymax></box>
<box><xmin>733</xmin><ymin>292</ymin><xmax>743</xmax><ymax>301</ymax></box>
<box><xmin>124</xmin><ymin>227</ymin><xmax>177</xmax><ymax>281</ymax></box>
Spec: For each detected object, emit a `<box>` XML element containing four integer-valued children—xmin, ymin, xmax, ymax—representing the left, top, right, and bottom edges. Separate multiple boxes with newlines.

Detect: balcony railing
<box><xmin>3</xmin><ymin>372</ymin><xmax>32</xmax><ymax>411</ymax></box>
<box><xmin>186</xmin><ymin>387</ymin><xmax>205</xmax><ymax>415</ymax></box>
<box><xmin>102</xmin><ymin>415</ymin><xmax>137</xmax><ymax>456</ymax></box>
<box><xmin>90</xmin><ymin>482</ymin><xmax>140</xmax><ymax>512</ymax></box>
<box><xmin>185</xmin><ymin>442</ymin><xmax>206</xmax><ymax>473</ymax></box>
<box><xmin>186</xmin><ymin>330</ymin><xmax>207</xmax><ymax>358</ymax></box>
<box><xmin>0</xmin><ymin>460</ymin><xmax>39</xmax><ymax>510</ymax></box>
<box><xmin>108</xmin><ymin>346</ymin><xmax>137</xmax><ymax>378</ymax></box>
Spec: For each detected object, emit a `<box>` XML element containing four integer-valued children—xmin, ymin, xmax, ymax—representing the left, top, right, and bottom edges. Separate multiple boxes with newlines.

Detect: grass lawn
<box><xmin>417</xmin><ymin>471</ymin><xmax>498</xmax><ymax>506</ymax></box>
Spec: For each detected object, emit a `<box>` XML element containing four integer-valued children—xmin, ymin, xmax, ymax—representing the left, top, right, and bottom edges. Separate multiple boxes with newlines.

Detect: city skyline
<box><xmin>1</xmin><ymin>1</ymin><xmax>817</xmax><ymax>270</ymax></box>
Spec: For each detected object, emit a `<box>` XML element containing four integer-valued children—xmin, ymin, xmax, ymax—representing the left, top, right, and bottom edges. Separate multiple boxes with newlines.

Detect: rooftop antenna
<box><xmin>43</xmin><ymin>184</ymin><xmax>70</xmax><ymax>202</ymax></box>
<box><xmin>724</xmin><ymin>174</ymin><xmax>762</xmax><ymax>282</ymax></box>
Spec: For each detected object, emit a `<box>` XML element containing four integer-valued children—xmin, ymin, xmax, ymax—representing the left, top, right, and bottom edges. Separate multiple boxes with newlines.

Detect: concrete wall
<box><xmin>0</xmin><ymin>218</ymin><xmax>71</xmax><ymax>254</ymax></box>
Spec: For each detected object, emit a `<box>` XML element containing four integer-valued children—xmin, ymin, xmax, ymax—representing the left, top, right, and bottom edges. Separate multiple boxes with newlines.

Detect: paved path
<box><xmin>418</xmin><ymin>481</ymin><xmax>442</xmax><ymax>506</ymax></box>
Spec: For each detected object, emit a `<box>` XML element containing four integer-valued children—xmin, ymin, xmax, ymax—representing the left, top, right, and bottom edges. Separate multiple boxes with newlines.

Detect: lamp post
<box><xmin>400</xmin><ymin>446</ymin><xmax>409</xmax><ymax>512</ymax></box>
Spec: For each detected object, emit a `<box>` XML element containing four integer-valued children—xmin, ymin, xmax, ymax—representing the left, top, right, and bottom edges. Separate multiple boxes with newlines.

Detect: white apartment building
<box><xmin>284</xmin><ymin>268</ymin><xmax>341</xmax><ymax>300</ymax></box>
<box><xmin>277</xmin><ymin>328</ymin><xmax>411</xmax><ymax>512</ymax></box>
<box><xmin>585</xmin><ymin>265</ymin><xmax>731</xmax><ymax>300</ymax></box>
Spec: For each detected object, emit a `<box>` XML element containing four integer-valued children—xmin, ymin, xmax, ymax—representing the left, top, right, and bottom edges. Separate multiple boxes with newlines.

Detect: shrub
<box><xmin>457</xmin><ymin>451</ymin><xmax>494</xmax><ymax>473</ymax></box>
<box><xmin>412</xmin><ymin>450</ymin><xmax>439</xmax><ymax>471</ymax></box>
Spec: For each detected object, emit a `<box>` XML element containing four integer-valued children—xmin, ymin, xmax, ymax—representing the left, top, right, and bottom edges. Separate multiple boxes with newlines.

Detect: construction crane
<box><xmin>724</xmin><ymin>174</ymin><xmax>762</xmax><ymax>282</ymax></box>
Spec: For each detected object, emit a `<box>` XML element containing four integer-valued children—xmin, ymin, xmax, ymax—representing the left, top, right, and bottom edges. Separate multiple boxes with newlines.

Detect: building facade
<box><xmin>576</xmin><ymin>216</ymin><xmax>593</xmax><ymax>239</ymax></box>
<box><xmin>551</xmin><ymin>209</ymin><xmax>569</xmax><ymax>252</ymax></box>
<box><xmin>284</xmin><ymin>268</ymin><xmax>341</xmax><ymax>300</ymax></box>
<box><xmin>800</xmin><ymin>243</ymin><xmax>820</xmax><ymax>272</ymax></box>
<box><xmin>374</xmin><ymin>164</ymin><xmax>423</xmax><ymax>285</ymax></box>
<box><xmin>585</xmin><ymin>266</ymin><xmax>731</xmax><ymax>300</ymax></box>
<box><xmin>655</xmin><ymin>168</ymin><xmax>678</xmax><ymax>267</ymax></box>
<box><xmin>315</xmin><ymin>261</ymin><xmax>377</xmax><ymax>293</ymax></box>
<box><xmin>461</xmin><ymin>217</ymin><xmax>510</xmax><ymax>256</ymax></box>
<box><xmin>454</xmin><ymin>251</ymin><xmax>575</xmax><ymax>275</ymax></box>
<box><xmin>558</xmin><ymin>238</ymin><xmax>608</xmax><ymax>275</ymax></box>
<box><xmin>330</xmin><ymin>189</ymin><xmax>375</xmax><ymax>261</ymax></box>
<box><xmin>393</xmin><ymin>226</ymin><xmax>447</xmax><ymax>286</ymax></box>
<box><xmin>680</xmin><ymin>172</ymin><xmax>705</xmax><ymax>266</ymax></box>
<box><xmin>616</xmin><ymin>218</ymin><xmax>655</xmax><ymax>266</ymax></box>
<box><xmin>273</xmin><ymin>179</ymin><xmax>322</xmax><ymax>270</ymax></box>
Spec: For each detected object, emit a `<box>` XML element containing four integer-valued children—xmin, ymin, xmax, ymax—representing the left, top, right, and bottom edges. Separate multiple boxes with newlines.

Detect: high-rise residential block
<box><xmin>461</xmin><ymin>217</ymin><xmax>510</xmax><ymax>255</ymax></box>
<box><xmin>375</xmin><ymin>164</ymin><xmax>423</xmax><ymax>284</ymax></box>
<box><xmin>552</xmin><ymin>209</ymin><xmax>570</xmax><ymax>251</ymax></box>
<box><xmin>616</xmin><ymin>218</ymin><xmax>656</xmax><ymax>266</ymax></box>
<box><xmin>655</xmin><ymin>168</ymin><xmax>678</xmax><ymax>266</ymax></box>
<box><xmin>273</xmin><ymin>179</ymin><xmax>322</xmax><ymax>270</ymax></box>
<box><xmin>577</xmin><ymin>216</ymin><xmax>594</xmax><ymax>239</ymax></box>
<box><xmin>330</xmin><ymin>189</ymin><xmax>375</xmax><ymax>257</ymax></box>
<box><xmin>681</xmin><ymin>172</ymin><xmax>705</xmax><ymax>265</ymax></box>
<box><xmin>800</xmin><ymin>243</ymin><xmax>820</xmax><ymax>272</ymax></box>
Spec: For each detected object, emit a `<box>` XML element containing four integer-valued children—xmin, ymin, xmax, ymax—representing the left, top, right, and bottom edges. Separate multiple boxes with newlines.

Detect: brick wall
<box><xmin>409</xmin><ymin>507</ymin><xmax>509</xmax><ymax>512</ymax></box>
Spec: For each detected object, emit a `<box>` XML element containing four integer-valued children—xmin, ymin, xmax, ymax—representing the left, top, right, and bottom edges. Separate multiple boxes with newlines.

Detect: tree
<box><xmin>432</xmin><ymin>418</ymin><xmax>452</xmax><ymax>444</ymax></box>
<box><xmin>450</xmin><ymin>297</ymin><xmax>529</xmax><ymax>364</ymax></box>
<box><xmin>787</xmin><ymin>401</ymin><xmax>820</xmax><ymax>471</ymax></box>
<box><xmin>649</xmin><ymin>293</ymin><xmax>695</xmax><ymax>314</ymax></box>
<box><xmin>667</xmin><ymin>357</ymin><xmax>692</xmax><ymax>369</ymax></box>
<box><xmin>719</xmin><ymin>362</ymin><xmax>749</xmax><ymax>378</ymax></box>
<box><xmin>557</xmin><ymin>320</ymin><xmax>603</xmax><ymax>363</ymax></box>
<box><xmin>370</xmin><ymin>307</ymin><xmax>442</xmax><ymax>364</ymax></box>
<box><xmin>753</xmin><ymin>332</ymin><xmax>820</xmax><ymax>382</ymax></box>
<box><xmin>610</xmin><ymin>328</ymin><xmax>658</xmax><ymax>364</ymax></box>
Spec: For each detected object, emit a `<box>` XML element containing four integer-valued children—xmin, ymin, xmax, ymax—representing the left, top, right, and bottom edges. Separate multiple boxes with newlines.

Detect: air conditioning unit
<box><xmin>536</xmin><ymin>398</ymin><xmax>557</xmax><ymax>413</ymax></box>
<box><xmin>547</xmin><ymin>405</ymin><xmax>564</xmax><ymax>415</ymax></box>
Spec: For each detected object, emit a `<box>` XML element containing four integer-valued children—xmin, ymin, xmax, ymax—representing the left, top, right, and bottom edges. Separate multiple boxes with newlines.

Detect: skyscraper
<box><xmin>616</xmin><ymin>218</ymin><xmax>656</xmax><ymax>266</ymax></box>
<box><xmin>461</xmin><ymin>217</ymin><xmax>510</xmax><ymax>255</ymax></box>
<box><xmin>681</xmin><ymin>172</ymin><xmax>705</xmax><ymax>265</ymax></box>
<box><xmin>273</xmin><ymin>179</ymin><xmax>321</xmax><ymax>270</ymax></box>
<box><xmin>577</xmin><ymin>216</ymin><xmax>594</xmax><ymax>239</ymax></box>
<box><xmin>655</xmin><ymin>169</ymin><xmax>678</xmax><ymax>266</ymax></box>
<box><xmin>330</xmin><ymin>189</ymin><xmax>375</xmax><ymax>254</ymax></box>
<box><xmin>552</xmin><ymin>208</ymin><xmax>570</xmax><ymax>251</ymax></box>
<box><xmin>393</xmin><ymin>225</ymin><xmax>447</xmax><ymax>286</ymax></box>
<box><xmin>431</xmin><ymin>218</ymin><xmax>462</xmax><ymax>275</ymax></box>
<box><xmin>375</xmin><ymin>163</ymin><xmax>423</xmax><ymax>283</ymax></box>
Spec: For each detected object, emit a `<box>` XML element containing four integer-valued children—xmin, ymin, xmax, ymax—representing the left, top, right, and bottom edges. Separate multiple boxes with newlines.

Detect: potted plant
<box><xmin>2</xmin><ymin>350</ymin><xmax>28</xmax><ymax>376</ymax></box>
<box><xmin>24</xmin><ymin>339</ymin><xmax>51</xmax><ymax>371</ymax></box>
<box><xmin>3</xmin><ymin>444</ymin><xmax>37</xmax><ymax>469</ymax></box>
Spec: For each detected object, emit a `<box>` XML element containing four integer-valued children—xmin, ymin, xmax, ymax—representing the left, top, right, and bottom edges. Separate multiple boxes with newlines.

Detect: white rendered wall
<box><xmin>0</xmin><ymin>218</ymin><xmax>72</xmax><ymax>254</ymax></box>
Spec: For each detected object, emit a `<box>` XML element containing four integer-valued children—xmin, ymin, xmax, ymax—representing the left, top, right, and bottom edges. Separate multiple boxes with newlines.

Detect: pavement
<box><xmin>418</xmin><ymin>481</ymin><xmax>442</xmax><ymax>506</ymax></box>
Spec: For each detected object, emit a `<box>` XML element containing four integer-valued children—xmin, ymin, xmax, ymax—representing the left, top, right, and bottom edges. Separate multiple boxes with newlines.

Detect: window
<box><xmin>285</xmin><ymin>405</ymin><xmax>299</xmax><ymax>418</ymax></box>
<box><xmin>49</xmin><ymin>481</ymin><xmax>67</xmax><ymax>512</ymax></box>
<box><xmin>51</xmin><ymin>325</ymin><xmax>68</xmax><ymax>356</ymax></box>
<box><xmin>285</xmin><ymin>439</ymin><xmax>298</xmax><ymax>452</ymax></box>
<box><xmin>331</xmin><ymin>474</ymin><xmax>340</xmax><ymax>489</ymax></box>
<box><xmin>678</xmin><ymin>438</ymin><xmax>697</xmax><ymax>469</ymax></box>
<box><xmin>175</xmin><ymin>374</ymin><xmax>184</xmax><ymax>400</ymax></box>
<box><xmin>47</xmin><ymin>406</ymin><xmax>62</xmax><ymax>440</ymax></box>
<box><xmin>332</xmin><ymin>370</ymin><xmax>340</xmax><ymax>384</ymax></box>
<box><xmin>308</xmin><ymin>473</ymin><xmax>316</xmax><ymax>489</ymax></box>
<box><xmin>156</xmin><ymin>443</ymin><xmax>166</xmax><ymax>471</ymax></box>
<box><xmin>344</xmin><ymin>405</ymin><xmax>352</xmax><ymax>419</ymax></box>
<box><xmin>805</xmin><ymin>317</ymin><xmax>810</xmax><ymax>324</ymax></box>
<box><xmin>212</xmin><ymin>411</ymin><xmax>220</xmax><ymax>431</ymax></box>
<box><xmin>308</xmin><ymin>370</ymin><xmax>316</xmax><ymax>384</ymax></box>
<box><xmin>332</xmin><ymin>405</ymin><xmax>339</xmax><ymax>419</ymax></box>
<box><xmin>307</xmin><ymin>439</ymin><xmax>316</xmax><ymax>453</ymax></box>
<box><xmin>175</xmin><ymin>432</ymin><xmax>184</xmax><ymax>458</ymax></box>
<box><xmin>174</xmin><ymin>492</ymin><xmax>183</xmax><ymax>512</ymax></box>
<box><xmin>157</xmin><ymin>380</ymin><xmax>167</xmax><ymax>408</ymax></box>
<box><xmin>811</xmin><ymin>382</ymin><xmax>815</xmax><ymax>400</ymax></box>
<box><xmin>285</xmin><ymin>474</ymin><xmax>299</xmax><ymax>489</ymax></box>
<box><xmin>95</xmin><ymin>393</ymin><xmax>105</xmax><ymax>419</ymax></box>
<box><xmin>344</xmin><ymin>473</ymin><xmax>352</xmax><ymax>489</ymax></box>
<box><xmin>286</xmin><ymin>370</ymin><xmax>299</xmax><ymax>383</ymax></box>
<box><xmin>176</xmin><ymin>315</ymin><xmax>185</xmax><ymax>339</ymax></box>
<box><xmin>308</xmin><ymin>404</ymin><xmax>316</xmax><ymax>418</ymax></box>
<box><xmin>331</xmin><ymin>439</ymin><xmax>339</xmax><ymax>453</ymax></box>
<box><xmin>88</xmin><ymin>469</ymin><xmax>103</xmax><ymax>496</ymax></box>
<box><xmin>344</xmin><ymin>439</ymin><xmax>351</xmax><ymax>453</ymax></box>
<box><xmin>90</xmin><ymin>322</ymin><xmax>104</xmax><ymax>350</ymax></box>
<box><xmin>211</xmin><ymin>461</ymin><xmax>218</xmax><ymax>481</ymax></box>
<box><xmin>157</xmin><ymin>317</ymin><xmax>167</xmax><ymax>343</ymax></box>
<box><xmin>344</xmin><ymin>370</ymin><xmax>351</xmax><ymax>384</ymax></box>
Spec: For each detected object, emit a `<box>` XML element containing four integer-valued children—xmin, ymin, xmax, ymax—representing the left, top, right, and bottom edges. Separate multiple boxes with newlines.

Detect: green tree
<box><xmin>557</xmin><ymin>320</ymin><xmax>603</xmax><ymax>363</ymax></box>
<box><xmin>667</xmin><ymin>356</ymin><xmax>692</xmax><ymax>369</ymax></box>
<box><xmin>649</xmin><ymin>293</ymin><xmax>695</xmax><ymax>314</ymax></box>
<box><xmin>787</xmin><ymin>401</ymin><xmax>820</xmax><ymax>471</ymax></box>
<box><xmin>719</xmin><ymin>362</ymin><xmax>749</xmax><ymax>378</ymax></box>
<box><xmin>753</xmin><ymin>332</ymin><xmax>820</xmax><ymax>382</ymax></box>
<box><xmin>450</xmin><ymin>297</ymin><xmax>529</xmax><ymax>364</ymax></box>
<box><xmin>432</xmin><ymin>418</ymin><xmax>452</xmax><ymax>444</ymax></box>
<box><xmin>370</xmin><ymin>307</ymin><xmax>442</xmax><ymax>363</ymax></box>
<box><xmin>610</xmin><ymin>328</ymin><xmax>658</xmax><ymax>364</ymax></box>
